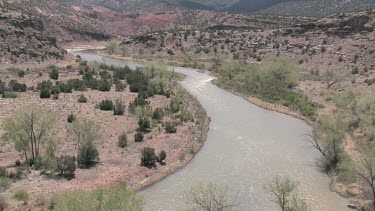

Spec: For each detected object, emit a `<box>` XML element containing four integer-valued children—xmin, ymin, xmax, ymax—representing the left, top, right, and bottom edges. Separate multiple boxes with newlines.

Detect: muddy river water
<box><xmin>69</xmin><ymin>50</ymin><xmax>349</xmax><ymax>211</ymax></box>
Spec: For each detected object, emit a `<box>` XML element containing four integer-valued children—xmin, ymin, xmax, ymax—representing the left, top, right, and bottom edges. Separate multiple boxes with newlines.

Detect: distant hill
<box><xmin>163</xmin><ymin>0</ymin><xmax>375</xmax><ymax>17</ymax></box>
<box><xmin>261</xmin><ymin>0</ymin><xmax>375</xmax><ymax>17</ymax></box>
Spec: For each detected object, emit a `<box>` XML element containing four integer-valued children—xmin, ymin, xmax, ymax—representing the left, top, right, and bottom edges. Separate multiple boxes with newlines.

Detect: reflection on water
<box><xmin>68</xmin><ymin>50</ymin><xmax>350</xmax><ymax>211</ymax></box>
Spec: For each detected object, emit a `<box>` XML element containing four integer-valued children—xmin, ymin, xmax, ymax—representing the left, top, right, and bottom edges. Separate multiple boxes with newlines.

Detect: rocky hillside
<box><xmin>261</xmin><ymin>0</ymin><xmax>375</xmax><ymax>17</ymax></box>
<box><xmin>164</xmin><ymin>0</ymin><xmax>375</xmax><ymax>17</ymax></box>
<box><xmin>0</xmin><ymin>1</ymin><xmax>66</xmax><ymax>65</ymax></box>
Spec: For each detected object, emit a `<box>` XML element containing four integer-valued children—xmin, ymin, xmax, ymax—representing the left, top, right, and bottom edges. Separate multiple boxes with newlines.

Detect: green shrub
<box><xmin>0</xmin><ymin>167</ymin><xmax>7</xmax><ymax>178</ymax></box>
<box><xmin>167</xmin><ymin>49</ymin><xmax>174</xmax><ymax>55</ymax></box>
<box><xmin>2</xmin><ymin>92</ymin><xmax>17</xmax><ymax>99</ymax></box>
<box><xmin>40</xmin><ymin>89</ymin><xmax>51</xmax><ymax>99</ymax></box>
<box><xmin>134</xmin><ymin>132</ymin><xmax>144</xmax><ymax>143</ymax></box>
<box><xmin>165</xmin><ymin>122</ymin><xmax>177</xmax><ymax>133</ymax></box>
<box><xmin>52</xmin><ymin>184</ymin><xmax>144</xmax><ymax>210</ymax></box>
<box><xmin>113</xmin><ymin>99</ymin><xmax>125</xmax><ymax>116</ymax></box>
<box><xmin>50</xmin><ymin>68</ymin><xmax>59</xmax><ymax>80</ymax></box>
<box><xmin>351</xmin><ymin>66</ymin><xmax>359</xmax><ymax>75</ymax></box>
<box><xmin>152</xmin><ymin>108</ymin><xmax>164</xmax><ymax>121</ymax></box>
<box><xmin>8</xmin><ymin>80</ymin><xmax>27</xmax><ymax>92</ymax></box>
<box><xmin>13</xmin><ymin>190</ymin><xmax>28</xmax><ymax>202</ymax></box>
<box><xmin>157</xmin><ymin>150</ymin><xmax>166</xmax><ymax>164</ymax></box>
<box><xmin>78</xmin><ymin>94</ymin><xmax>87</xmax><ymax>103</ymax></box>
<box><xmin>0</xmin><ymin>195</ymin><xmax>6</xmax><ymax>210</ymax></box>
<box><xmin>67</xmin><ymin>113</ymin><xmax>75</xmax><ymax>123</ymax></box>
<box><xmin>77</xmin><ymin>145</ymin><xmax>99</xmax><ymax>168</ymax></box>
<box><xmin>117</xmin><ymin>133</ymin><xmax>127</xmax><ymax>148</ymax></box>
<box><xmin>99</xmin><ymin>100</ymin><xmax>113</xmax><ymax>111</ymax></box>
<box><xmin>66</xmin><ymin>65</ymin><xmax>73</xmax><ymax>69</ymax></box>
<box><xmin>0</xmin><ymin>177</ymin><xmax>11</xmax><ymax>190</ymax></box>
<box><xmin>55</xmin><ymin>156</ymin><xmax>76</xmax><ymax>178</ymax></box>
<box><xmin>115</xmin><ymin>82</ymin><xmax>125</xmax><ymax>92</ymax></box>
<box><xmin>141</xmin><ymin>147</ymin><xmax>157</xmax><ymax>168</ymax></box>
<box><xmin>97</xmin><ymin>79</ymin><xmax>111</xmax><ymax>92</ymax></box>
<box><xmin>37</xmin><ymin>80</ymin><xmax>53</xmax><ymax>91</ymax></box>
<box><xmin>138</xmin><ymin>118</ymin><xmax>151</xmax><ymax>133</ymax></box>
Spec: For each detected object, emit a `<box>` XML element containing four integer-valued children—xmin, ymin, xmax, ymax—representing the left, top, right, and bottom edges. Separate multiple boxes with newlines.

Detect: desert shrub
<box><xmin>77</xmin><ymin>145</ymin><xmax>99</xmax><ymax>168</ymax></box>
<box><xmin>165</xmin><ymin>122</ymin><xmax>177</xmax><ymax>133</ymax></box>
<box><xmin>37</xmin><ymin>80</ymin><xmax>53</xmax><ymax>91</ymax></box>
<box><xmin>321</xmin><ymin>46</ymin><xmax>326</xmax><ymax>52</ymax></box>
<box><xmin>99</xmin><ymin>100</ymin><xmax>113</xmax><ymax>111</ymax></box>
<box><xmin>141</xmin><ymin>147</ymin><xmax>157</xmax><ymax>168</ymax></box>
<box><xmin>8</xmin><ymin>80</ymin><xmax>27</xmax><ymax>92</ymax></box>
<box><xmin>2</xmin><ymin>92</ymin><xmax>17</xmax><ymax>99</ymax></box>
<box><xmin>167</xmin><ymin>49</ymin><xmax>174</xmax><ymax>55</ymax></box>
<box><xmin>152</xmin><ymin>108</ymin><xmax>164</xmax><ymax>121</ymax></box>
<box><xmin>50</xmin><ymin>68</ymin><xmax>59</xmax><ymax>80</ymax></box>
<box><xmin>138</xmin><ymin>118</ymin><xmax>151</xmax><ymax>133</ymax></box>
<box><xmin>52</xmin><ymin>183</ymin><xmax>144</xmax><ymax>210</ymax></box>
<box><xmin>17</xmin><ymin>69</ymin><xmax>25</xmax><ymax>77</ymax></box>
<box><xmin>66</xmin><ymin>65</ymin><xmax>73</xmax><ymax>69</ymax></box>
<box><xmin>364</xmin><ymin>79</ymin><xmax>374</xmax><ymax>86</ymax></box>
<box><xmin>58</xmin><ymin>82</ymin><xmax>73</xmax><ymax>94</ymax></box>
<box><xmin>55</xmin><ymin>156</ymin><xmax>76</xmax><ymax>178</ymax></box>
<box><xmin>0</xmin><ymin>177</ymin><xmax>11</xmax><ymax>190</ymax></box>
<box><xmin>351</xmin><ymin>66</ymin><xmax>359</xmax><ymax>75</ymax></box>
<box><xmin>134</xmin><ymin>132</ymin><xmax>144</xmax><ymax>143</ymax></box>
<box><xmin>117</xmin><ymin>133</ymin><xmax>127</xmax><ymax>148</ymax></box>
<box><xmin>115</xmin><ymin>82</ymin><xmax>125</xmax><ymax>92</ymax></box>
<box><xmin>170</xmin><ymin>98</ymin><xmax>182</xmax><ymax>113</ymax></box>
<box><xmin>97</xmin><ymin>79</ymin><xmax>111</xmax><ymax>91</ymax></box>
<box><xmin>52</xmin><ymin>93</ymin><xmax>59</xmax><ymax>100</ymax></box>
<box><xmin>67</xmin><ymin>79</ymin><xmax>86</xmax><ymax>91</ymax></box>
<box><xmin>157</xmin><ymin>150</ymin><xmax>166</xmax><ymax>164</ymax></box>
<box><xmin>113</xmin><ymin>99</ymin><xmax>125</xmax><ymax>116</ymax></box>
<box><xmin>78</xmin><ymin>94</ymin><xmax>87</xmax><ymax>103</ymax></box>
<box><xmin>0</xmin><ymin>167</ymin><xmax>7</xmax><ymax>178</ymax></box>
<box><xmin>0</xmin><ymin>195</ymin><xmax>6</xmax><ymax>210</ymax></box>
<box><xmin>51</xmin><ymin>86</ymin><xmax>60</xmax><ymax>95</ymax></box>
<box><xmin>100</xmin><ymin>70</ymin><xmax>111</xmax><ymax>80</ymax></box>
<box><xmin>13</xmin><ymin>190</ymin><xmax>28</xmax><ymax>202</ymax></box>
<box><xmin>67</xmin><ymin>113</ymin><xmax>75</xmax><ymax>123</ymax></box>
<box><xmin>40</xmin><ymin>89</ymin><xmax>51</xmax><ymax>99</ymax></box>
<box><xmin>113</xmin><ymin>66</ymin><xmax>131</xmax><ymax>80</ymax></box>
<box><xmin>338</xmin><ymin>56</ymin><xmax>344</xmax><ymax>62</ymax></box>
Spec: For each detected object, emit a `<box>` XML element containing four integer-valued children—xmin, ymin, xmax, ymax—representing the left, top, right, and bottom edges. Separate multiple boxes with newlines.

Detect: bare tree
<box><xmin>185</xmin><ymin>182</ymin><xmax>237</xmax><ymax>211</ymax></box>
<box><xmin>265</xmin><ymin>176</ymin><xmax>309</xmax><ymax>211</ymax></box>
<box><xmin>356</xmin><ymin>146</ymin><xmax>375</xmax><ymax>210</ymax></box>
<box><xmin>4</xmin><ymin>106</ymin><xmax>55</xmax><ymax>169</ymax></box>
<box><xmin>306</xmin><ymin>115</ymin><xmax>346</xmax><ymax>171</ymax></box>
<box><xmin>323</xmin><ymin>70</ymin><xmax>341</xmax><ymax>88</ymax></box>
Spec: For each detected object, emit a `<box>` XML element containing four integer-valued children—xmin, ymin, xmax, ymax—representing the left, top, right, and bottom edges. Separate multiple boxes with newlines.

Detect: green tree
<box><xmin>69</xmin><ymin>120</ymin><xmax>100</xmax><ymax>168</ymax></box>
<box><xmin>4</xmin><ymin>107</ymin><xmax>55</xmax><ymax>170</ymax></box>
<box><xmin>107</xmin><ymin>40</ymin><xmax>119</xmax><ymax>55</ymax></box>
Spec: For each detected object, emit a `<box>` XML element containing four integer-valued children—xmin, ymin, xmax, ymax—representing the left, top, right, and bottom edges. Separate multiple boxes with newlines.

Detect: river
<box><xmin>68</xmin><ymin>50</ymin><xmax>350</xmax><ymax>211</ymax></box>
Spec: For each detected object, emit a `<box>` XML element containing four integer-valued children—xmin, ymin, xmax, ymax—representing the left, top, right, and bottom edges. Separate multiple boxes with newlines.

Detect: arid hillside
<box><xmin>0</xmin><ymin>1</ymin><xmax>67</xmax><ymax>65</ymax></box>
